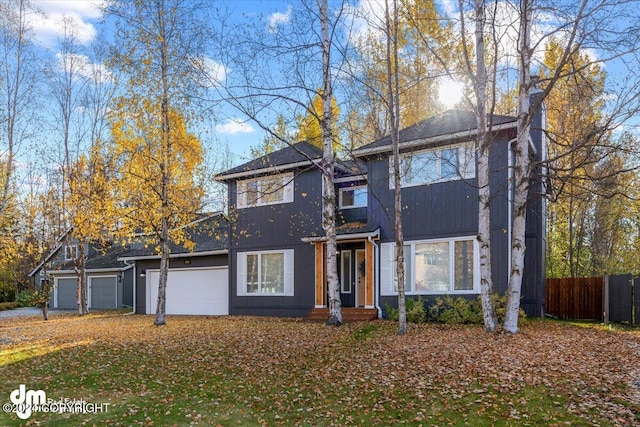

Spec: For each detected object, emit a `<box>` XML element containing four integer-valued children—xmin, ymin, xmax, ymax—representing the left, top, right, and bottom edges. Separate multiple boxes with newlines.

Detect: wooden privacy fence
<box><xmin>546</xmin><ymin>277</ymin><xmax>603</xmax><ymax>320</ymax></box>
<box><xmin>546</xmin><ymin>274</ymin><xmax>639</xmax><ymax>324</ymax></box>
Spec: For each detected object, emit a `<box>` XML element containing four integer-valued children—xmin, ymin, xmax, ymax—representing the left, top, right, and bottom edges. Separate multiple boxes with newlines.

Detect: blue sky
<box><xmin>23</xmin><ymin>0</ymin><xmax>640</xmax><ymax>169</ymax></box>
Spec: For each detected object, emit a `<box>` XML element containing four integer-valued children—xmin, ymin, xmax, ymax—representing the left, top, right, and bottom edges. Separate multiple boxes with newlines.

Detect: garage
<box><xmin>55</xmin><ymin>277</ymin><xmax>78</xmax><ymax>309</ymax></box>
<box><xmin>89</xmin><ymin>276</ymin><xmax>118</xmax><ymax>309</ymax></box>
<box><xmin>146</xmin><ymin>267</ymin><xmax>228</xmax><ymax>315</ymax></box>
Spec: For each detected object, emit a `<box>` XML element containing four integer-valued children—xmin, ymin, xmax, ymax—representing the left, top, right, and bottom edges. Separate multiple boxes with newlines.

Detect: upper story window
<box><xmin>64</xmin><ymin>245</ymin><xmax>78</xmax><ymax>261</ymax></box>
<box><xmin>339</xmin><ymin>185</ymin><xmax>367</xmax><ymax>209</ymax></box>
<box><xmin>237</xmin><ymin>172</ymin><xmax>294</xmax><ymax>209</ymax></box>
<box><xmin>390</xmin><ymin>142</ymin><xmax>476</xmax><ymax>188</ymax></box>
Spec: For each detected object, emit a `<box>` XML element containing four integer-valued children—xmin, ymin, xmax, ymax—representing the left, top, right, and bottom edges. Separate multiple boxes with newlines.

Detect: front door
<box><xmin>340</xmin><ymin>250</ymin><xmax>355</xmax><ymax>307</ymax></box>
<box><xmin>356</xmin><ymin>249</ymin><xmax>365</xmax><ymax>307</ymax></box>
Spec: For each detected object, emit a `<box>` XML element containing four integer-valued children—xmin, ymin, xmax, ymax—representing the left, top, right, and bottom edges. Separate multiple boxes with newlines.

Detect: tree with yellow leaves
<box><xmin>296</xmin><ymin>90</ymin><xmax>341</xmax><ymax>152</ymax></box>
<box><xmin>108</xmin><ymin>0</ymin><xmax>211</xmax><ymax>325</ymax></box>
<box><xmin>65</xmin><ymin>144</ymin><xmax>119</xmax><ymax>315</ymax></box>
<box><xmin>111</xmin><ymin>102</ymin><xmax>205</xmax><ymax>324</ymax></box>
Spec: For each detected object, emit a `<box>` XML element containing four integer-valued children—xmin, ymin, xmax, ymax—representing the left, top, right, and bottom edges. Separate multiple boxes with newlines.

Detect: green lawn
<box><xmin>1</xmin><ymin>313</ymin><xmax>639</xmax><ymax>426</ymax></box>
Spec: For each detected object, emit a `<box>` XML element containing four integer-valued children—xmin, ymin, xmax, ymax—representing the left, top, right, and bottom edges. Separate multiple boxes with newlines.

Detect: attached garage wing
<box><xmin>146</xmin><ymin>267</ymin><xmax>228</xmax><ymax>315</ymax></box>
<box><xmin>89</xmin><ymin>276</ymin><xmax>117</xmax><ymax>309</ymax></box>
<box><xmin>55</xmin><ymin>277</ymin><xmax>78</xmax><ymax>309</ymax></box>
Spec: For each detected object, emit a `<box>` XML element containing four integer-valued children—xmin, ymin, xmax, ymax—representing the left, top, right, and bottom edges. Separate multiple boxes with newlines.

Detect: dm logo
<box><xmin>10</xmin><ymin>384</ymin><xmax>46</xmax><ymax>420</ymax></box>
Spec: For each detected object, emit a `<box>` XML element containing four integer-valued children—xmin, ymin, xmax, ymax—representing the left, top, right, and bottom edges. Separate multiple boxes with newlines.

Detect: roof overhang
<box><xmin>301</xmin><ymin>228</ymin><xmax>380</xmax><ymax>243</ymax></box>
<box><xmin>215</xmin><ymin>160</ymin><xmax>321</xmax><ymax>181</ymax></box>
<box><xmin>118</xmin><ymin>249</ymin><xmax>228</xmax><ymax>262</ymax></box>
<box><xmin>45</xmin><ymin>267</ymin><xmax>128</xmax><ymax>276</ymax></box>
<box><xmin>353</xmin><ymin>121</ymin><xmax>517</xmax><ymax>158</ymax></box>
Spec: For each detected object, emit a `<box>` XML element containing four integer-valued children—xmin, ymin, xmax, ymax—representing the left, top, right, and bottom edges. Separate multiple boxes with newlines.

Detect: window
<box><xmin>382</xmin><ymin>237</ymin><xmax>478</xmax><ymax>295</ymax></box>
<box><xmin>237</xmin><ymin>250</ymin><xmax>294</xmax><ymax>296</ymax></box>
<box><xmin>237</xmin><ymin>172</ymin><xmax>294</xmax><ymax>208</ymax></box>
<box><xmin>64</xmin><ymin>245</ymin><xmax>78</xmax><ymax>261</ymax></box>
<box><xmin>341</xmin><ymin>250</ymin><xmax>352</xmax><ymax>293</ymax></box>
<box><xmin>339</xmin><ymin>185</ymin><xmax>367</xmax><ymax>209</ymax></box>
<box><xmin>390</xmin><ymin>142</ymin><xmax>476</xmax><ymax>188</ymax></box>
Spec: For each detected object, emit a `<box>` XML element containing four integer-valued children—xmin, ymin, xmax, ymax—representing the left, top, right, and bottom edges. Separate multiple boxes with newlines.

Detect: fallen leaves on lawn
<box><xmin>0</xmin><ymin>313</ymin><xmax>639</xmax><ymax>426</ymax></box>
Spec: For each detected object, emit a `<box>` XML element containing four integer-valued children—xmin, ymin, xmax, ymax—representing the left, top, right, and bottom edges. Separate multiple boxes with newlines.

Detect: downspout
<box><xmin>123</xmin><ymin>260</ymin><xmax>136</xmax><ymax>315</ymax></box>
<box><xmin>368</xmin><ymin>235</ymin><xmax>382</xmax><ymax>319</ymax></box>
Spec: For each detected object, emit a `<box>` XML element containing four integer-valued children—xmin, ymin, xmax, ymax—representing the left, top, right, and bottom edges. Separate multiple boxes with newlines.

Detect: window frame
<box><xmin>382</xmin><ymin>236</ymin><xmax>479</xmax><ymax>296</ymax></box>
<box><xmin>64</xmin><ymin>245</ymin><xmax>78</xmax><ymax>261</ymax></box>
<box><xmin>389</xmin><ymin>142</ymin><xmax>476</xmax><ymax>189</ymax></box>
<box><xmin>236</xmin><ymin>172</ymin><xmax>294</xmax><ymax>209</ymax></box>
<box><xmin>237</xmin><ymin>249</ymin><xmax>294</xmax><ymax>296</ymax></box>
<box><xmin>338</xmin><ymin>185</ymin><xmax>368</xmax><ymax>209</ymax></box>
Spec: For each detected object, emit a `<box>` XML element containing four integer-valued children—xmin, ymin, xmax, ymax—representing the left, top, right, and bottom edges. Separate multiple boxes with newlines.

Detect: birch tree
<box><xmin>0</xmin><ymin>0</ymin><xmax>39</xmax><ymax>224</ymax></box>
<box><xmin>107</xmin><ymin>0</ymin><xmax>211</xmax><ymax>326</ymax></box>
<box><xmin>464</xmin><ymin>0</ymin><xmax>499</xmax><ymax>331</ymax></box>
<box><xmin>503</xmin><ymin>0</ymin><xmax>640</xmax><ymax>332</ymax></box>
<box><xmin>213</xmin><ymin>1</ymin><xmax>349</xmax><ymax>325</ymax></box>
<box><xmin>381</xmin><ymin>0</ymin><xmax>408</xmax><ymax>335</ymax></box>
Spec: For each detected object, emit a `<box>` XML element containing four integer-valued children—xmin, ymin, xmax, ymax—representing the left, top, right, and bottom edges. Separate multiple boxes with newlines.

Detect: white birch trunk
<box><xmin>384</xmin><ymin>0</ymin><xmax>407</xmax><ymax>335</ymax></box>
<box><xmin>504</xmin><ymin>0</ymin><xmax>533</xmax><ymax>333</ymax></box>
<box><xmin>319</xmin><ymin>0</ymin><xmax>342</xmax><ymax>326</ymax></box>
<box><xmin>472</xmin><ymin>0</ymin><xmax>498</xmax><ymax>331</ymax></box>
<box><xmin>155</xmin><ymin>0</ymin><xmax>170</xmax><ymax>327</ymax></box>
<box><xmin>155</xmin><ymin>226</ymin><xmax>169</xmax><ymax>326</ymax></box>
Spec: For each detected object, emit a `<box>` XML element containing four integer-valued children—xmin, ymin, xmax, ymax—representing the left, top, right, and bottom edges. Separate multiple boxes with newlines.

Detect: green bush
<box><xmin>406</xmin><ymin>296</ymin><xmax>426</xmax><ymax>323</ymax></box>
<box><xmin>15</xmin><ymin>290</ymin><xmax>37</xmax><ymax>307</ymax></box>
<box><xmin>427</xmin><ymin>295</ymin><xmax>483</xmax><ymax>324</ymax></box>
<box><xmin>386</xmin><ymin>294</ymin><xmax>526</xmax><ymax>325</ymax></box>
<box><xmin>385</xmin><ymin>297</ymin><xmax>426</xmax><ymax>323</ymax></box>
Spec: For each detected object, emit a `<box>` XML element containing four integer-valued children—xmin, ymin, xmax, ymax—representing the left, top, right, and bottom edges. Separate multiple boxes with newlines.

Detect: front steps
<box><xmin>307</xmin><ymin>307</ymin><xmax>378</xmax><ymax>322</ymax></box>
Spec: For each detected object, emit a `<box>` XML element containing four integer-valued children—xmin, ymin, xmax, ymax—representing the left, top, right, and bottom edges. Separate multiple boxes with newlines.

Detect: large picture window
<box><xmin>237</xmin><ymin>250</ymin><xmax>294</xmax><ymax>296</ymax></box>
<box><xmin>383</xmin><ymin>237</ymin><xmax>478</xmax><ymax>295</ymax></box>
<box><xmin>237</xmin><ymin>172</ymin><xmax>294</xmax><ymax>208</ymax></box>
<box><xmin>390</xmin><ymin>142</ymin><xmax>475</xmax><ymax>188</ymax></box>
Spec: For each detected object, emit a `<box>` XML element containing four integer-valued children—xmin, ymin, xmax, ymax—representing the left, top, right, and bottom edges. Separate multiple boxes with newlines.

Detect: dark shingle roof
<box><xmin>217</xmin><ymin>141</ymin><xmax>323</xmax><ymax>180</ymax></box>
<box><xmin>47</xmin><ymin>244</ymin><xmax>132</xmax><ymax>272</ymax></box>
<box><xmin>354</xmin><ymin>110</ymin><xmax>516</xmax><ymax>155</ymax></box>
<box><xmin>120</xmin><ymin>214</ymin><xmax>229</xmax><ymax>259</ymax></box>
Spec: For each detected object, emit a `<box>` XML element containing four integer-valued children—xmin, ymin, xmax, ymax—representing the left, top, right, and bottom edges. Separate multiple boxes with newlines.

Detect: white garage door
<box><xmin>146</xmin><ymin>267</ymin><xmax>228</xmax><ymax>315</ymax></box>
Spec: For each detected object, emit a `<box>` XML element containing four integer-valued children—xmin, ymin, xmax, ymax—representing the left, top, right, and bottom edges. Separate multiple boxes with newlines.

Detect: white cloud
<box><xmin>191</xmin><ymin>56</ymin><xmax>228</xmax><ymax>88</ymax></box>
<box><xmin>268</xmin><ymin>6</ymin><xmax>292</xmax><ymax>34</ymax></box>
<box><xmin>29</xmin><ymin>0</ymin><xmax>105</xmax><ymax>46</ymax></box>
<box><xmin>54</xmin><ymin>52</ymin><xmax>112</xmax><ymax>84</ymax></box>
<box><xmin>216</xmin><ymin>119</ymin><xmax>255</xmax><ymax>135</ymax></box>
<box><xmin>343</xmin><ymin>0</ymin><xmax>387</xmax><ymax>45</ymax></box>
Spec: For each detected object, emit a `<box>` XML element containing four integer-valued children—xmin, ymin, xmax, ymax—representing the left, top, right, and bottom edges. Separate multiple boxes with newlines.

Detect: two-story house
<box><xmin>33</xmin><ymin>105</ymin><xmax>545</xmax><ymax>319</ymax></box>
<box><xmin>214</xmin><ymin>105</ymin><xmax>546</xmax><ymax>319</ymax></box>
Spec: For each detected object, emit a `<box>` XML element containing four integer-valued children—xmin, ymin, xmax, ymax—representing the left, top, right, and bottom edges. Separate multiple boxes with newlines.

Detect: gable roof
<box><xmin>118</xmin><ymin>214</ymin><xmax>229</xmax><ymax>261</ymax></box>
<box><xmin>353</xmin><ymin>110</ymin><xmax>517</xmax><ymax>157</ymax></box>
<box><xmin>216</xmin><ymin>141</ymin><xmax>324</xmax><ymax>181</ymax></box>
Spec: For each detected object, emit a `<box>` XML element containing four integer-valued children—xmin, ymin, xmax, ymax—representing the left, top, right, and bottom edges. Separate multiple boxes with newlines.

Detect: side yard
<box><xmin>1</xmin><ymin>313</ymin><xmax>639</xmax><ymax>426</ymax></box>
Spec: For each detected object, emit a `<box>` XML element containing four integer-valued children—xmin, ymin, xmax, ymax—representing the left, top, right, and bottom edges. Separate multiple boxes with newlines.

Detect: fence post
<box><xmin>603</xmin><ymin>275</ymin><xmax>609</xmax><ymax>325</ymax></box>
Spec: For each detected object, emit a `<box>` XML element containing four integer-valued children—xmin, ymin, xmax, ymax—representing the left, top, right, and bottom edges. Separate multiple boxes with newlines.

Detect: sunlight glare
<box><xmin>438</xmin><ymin>79</ymin><xmax>464</xmax><ymax>109</ymax></box>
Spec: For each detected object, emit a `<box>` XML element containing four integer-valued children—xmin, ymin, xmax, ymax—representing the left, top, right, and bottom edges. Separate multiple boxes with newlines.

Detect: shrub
<box><xmin>385</xmin><ymin>297</ymin><xmax>426</xmax><ymax>323</ymax></box>
<box><xmin>428</xmin><ymin>295</ymin><xmax>483</xmax><ymax>324</ymax></box>
<box><xmin>406</xmin><ymin>296</ymin><xmax>426</xmax><ymax>323</ymax></box>
<box><xmin>0</xmin><ymin>302</ymin><xmax>17</xmax><ymax>311</ymax></box>
<box><xmin>15</xmin><ymin>290</ymin><xmax>38</xmax><ymax>307</ymax></box>
<box><xmin>387</xmin><ymin>294</ymin><xmax>526</xmax><ymax>325</ymax></box>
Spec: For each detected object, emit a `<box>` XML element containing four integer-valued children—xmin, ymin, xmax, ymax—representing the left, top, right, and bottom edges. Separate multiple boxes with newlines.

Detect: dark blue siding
<box><xmin>228</xmin><ymin>168</ymin><xmax>323</xmax><ymax>317</ymax></box>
